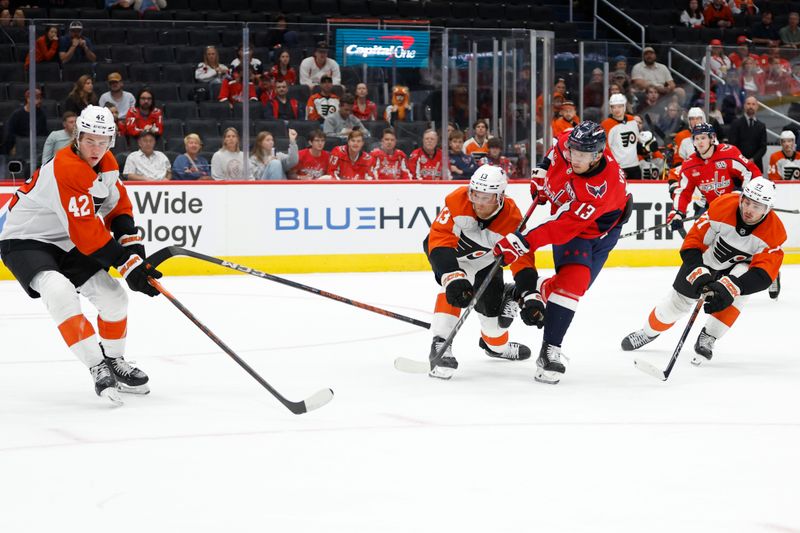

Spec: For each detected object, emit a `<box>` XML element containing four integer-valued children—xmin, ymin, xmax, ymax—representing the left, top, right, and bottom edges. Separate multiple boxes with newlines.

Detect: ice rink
<box><xmin>1</xmin><ymin>265</ymin><xmax>799</xmax><ymax>532</ymax></box>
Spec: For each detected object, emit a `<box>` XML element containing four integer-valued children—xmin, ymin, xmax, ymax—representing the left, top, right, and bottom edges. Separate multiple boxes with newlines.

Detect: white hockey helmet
<box><xmin>75</xmin><ymin>105</ymin><xmax>117</xmax><ymax>148</ymax></box>
<box><xmin>639</xmin><ymin>130</ymin><xmax>654</xmax><ymax>144</ymax></box>
<box><xmin>609</xmin><ymin>93</ymin><xmax>627</xmax><ymax>107</ymax></box>
<box><xmin>687</xmin><ymin>107</ymin><xmax>706</xmax><ymax>120</ymax></box>
<box><xmin>741</xmin><ymin>176</ymin><xmax>775</xmax><ymax>210</ymax></box>
<box><xmin>780</xmin><ymin>129</ymin><xmax>796</xmax><ymax>141</ymax></box>
<box><xmin>469</xmin><ymin>164</ymin><xmax>507</xmax><ymax>214</ymax></box>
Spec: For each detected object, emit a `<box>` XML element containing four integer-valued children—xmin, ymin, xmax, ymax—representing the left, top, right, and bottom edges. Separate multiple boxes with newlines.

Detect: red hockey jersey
<box><xmin>370</xmin><ymin>148</ymin><xmax>412</xmax><ymax>180</ymax></box>
<box><xmin>291</xmin><ymin>148</ymin><xmax>330</xmax><ymax>180</ymax></box>
<box><xmin>327</xmin><ymin>145</ymin><xmax>376</xmax><ymax>180</ymax></box>
<box><xmin>408</xmin><ymin>147</ymin><xmax>443</xmax><ymax>180</ymax></box>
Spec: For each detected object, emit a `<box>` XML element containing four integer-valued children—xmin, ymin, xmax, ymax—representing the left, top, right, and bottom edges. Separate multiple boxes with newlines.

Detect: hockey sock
<box><xmin>704</xmin><ymin>304</ymin><xmax>742</xmax><ymax>339</ymax></box>
<box><xmin>79</xmin><ymin>271</ymin><xmax>129</xmax><ymax>358</ymax></box>
<box><xmin>97</xmin><ymin>317</ymin><xmax>128</xmax><ymax>358</ymax></box>
<box><xmin>542</xmin><ymin>264</ymin><xmax>590</xmax><ymax>347</ymax></box>
<box><xmin>643</xmin><ymin>290</ymin><xmax>695</xmax><ymax>337</ymax></box>
<box><xmin>431</xmin><ymin>292</ymin><xmax>461</xmax><ymax>339</ymax></box>
<box><xmin>477</xmin><ymin>313</ymin><xmax>509</xmax><ymax>352</ymax></box>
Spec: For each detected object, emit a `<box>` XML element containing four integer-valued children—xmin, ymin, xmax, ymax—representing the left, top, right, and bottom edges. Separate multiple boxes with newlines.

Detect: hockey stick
<box><xmin>394</xmin><ymin>201</ymin><xmax>537</xmax><ymax>374</ymax></box>
<box><xmin>619</xmin><ymin>214</ymin><xmax>700</xmax><ymax>239</ymax></box>
<box><xmin>633</xmin><ymin>294</ymin><xmax>705</xmax><ymax>381</ymax></box>
<box><xmin>148</xmin><ymin>278</ymin><xmax>334</xmax><ymax>415</ymax></box>
<box><xmin>148</xmin><ymin>246</ymin><xmax>431</xmax><ymax>330</ymax></box>
<box><xmin>774</xmin><ymin>207</ymin><xmax>800</xmax><ymax>214</ymax></box>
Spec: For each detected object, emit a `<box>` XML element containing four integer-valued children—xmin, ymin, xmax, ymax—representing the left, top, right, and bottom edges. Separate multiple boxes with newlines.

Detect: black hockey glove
<box><xmin>519</xmin><ymin>291</ymin><xmax>546</xmax><ymax>328</ymax></box>
<box><xmin>667</xmin><ymin>209</ymin><xmax>685</xmax><ymax>230</ymax></box>
<box><xmin>118</xmin><ymin>233</ymin><xmax>146</xmax><ymax>260</ymax></box>
<box><xmin>117</xmin><ymin>253</ymin><xmax>162</xmax><ymax>297</ymax></box>
<box><xmin>703</xmin><ymin>276</ymin><xmax>740</xmax><ymax>314</ymax></box>
<box><xmin>685</xmin><ymin>266</ymin><xmax>713</xmax><ymax>297</ymax></box>
<box><xmin>442</xmin><ymin>270</ymin><xmax>474</xmax><ymax>308</ymax></box>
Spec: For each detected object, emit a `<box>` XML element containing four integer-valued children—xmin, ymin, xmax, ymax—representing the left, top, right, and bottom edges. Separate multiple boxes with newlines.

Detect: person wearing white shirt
<box><xmin>42</xmin><ymin>111</ymin><xmax>76</xmax><ymax>163</ymax></box>
<box><xmin>211</xmin><ymin>127</ymin><xmax>245</xmax><ymax>180</ymax></box>
<box><xmin>299</xmin><ymin>41</ymin><xmax>341</xmax><ymax>87</ymax></box>
<box><xmin>97</xmin><ymin>72</ymin><xmax>136</xmax><ymax>118</ymax></box>
<box><xmin>123</xmin><ymin>131</ymin><xmax>172</xmax><ymax>181</ymax></box>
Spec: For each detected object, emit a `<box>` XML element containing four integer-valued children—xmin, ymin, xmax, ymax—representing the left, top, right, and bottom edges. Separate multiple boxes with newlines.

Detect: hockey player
<box><xmin>424</xmin><ymin>164</ymin><xmax>544</xmax><ymax>379</ymax></box>
<box><xmin>621</xmin><ymin>178</ymin><xmax>785</xmax><ymax>364</ymax></box>
<box><xmin>668</xmin><ymin>123</ymin><xmax>761</xmax><ymax>230</ymax></box>
<box><xmin>671</xmin><ymin>107</ymin><xmax>707</xmax><ymax>167</ymax></box>
<box><xmin>601</xmin><ymin>93</ymin><xmax>640</xmax><ymax>178</ymax></box>
<box><xmin>768</xmin><ymin>130</ymin><xmax>800</xmax><ymax>181</ymax></box>
<box><xmin>493</xmin><ymin>121</ymin><xmax>632</xmax><ymax>384</ymax></box>
<box><xmin>0</xmin><ymin>105</ymin><xmax>162</xmax><ymax>405</ymax></box>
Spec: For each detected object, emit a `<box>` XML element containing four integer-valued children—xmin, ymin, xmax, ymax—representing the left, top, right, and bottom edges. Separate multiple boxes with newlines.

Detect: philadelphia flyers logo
<box><xmin>620</xmin><ymin>131</ymin><xmax>636</xmax><ymax>148</ymax></box>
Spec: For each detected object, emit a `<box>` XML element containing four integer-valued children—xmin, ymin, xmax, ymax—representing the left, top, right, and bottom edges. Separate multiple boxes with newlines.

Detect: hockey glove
<box><xmin>530</xmin><ymin>168</ymin><xmax>548</xmax><ymax>205</ymax></box>
<box><xmin>493</xmin><ymin>231</ymin><xmax>530</xmax><ymax>266</ymax></box>
<box><xmin>668</xmin><ymin>180</ymin><xmax>679</xmax><ymax>201</ymax></box>
<box><xmin>685</xmin><ymin>266</ymin><xmax>713</xmax><ymax>296</ymax></box>
<box><xmin>442</xmin><ymin>270</ymin><xmax>474</xmax><ymax>308</ymax></box>
<box><xmin>118</xmin><ymin>233</ymin><xmax>146</xmax><ymax>260</ymax></box>
<box><xmin>667</xmin><ymin>209</ymin><xmax>685</xmax><ymax>230</ymax></box>
<box><xmin>118</xmin><ymin>254</ymin><xmax>162</xmax><ymax>297</ymax></box>
<box><xmin>519</xmin><ymin>291</ymin><xmax>546</xmax><ymax>328</ymax></box>
<box><xmin>703</xmin><ymin>276</ymin><xmax>740</xmax><ymax>314</ymax></box>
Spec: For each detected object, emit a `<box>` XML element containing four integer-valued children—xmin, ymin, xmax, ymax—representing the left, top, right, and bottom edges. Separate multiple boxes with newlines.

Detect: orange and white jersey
<box><xmin>682</xmin><ymin>192</ymin><xmax>785</xmax><ymax>280</ymax></box>
<box><xmin>768</xmin><ymin>150</ymin><xmax>800</xmax><ymax>181</ymax></box>
<box><xmin>601</xmin><ymin>115</ymin><xmax>639</xmax><ymax>169</ymax></box>
<box><xmin>428</xmin><ymin>186</ymin><xmax>535</xmax><ymax>276</ymax></box>
<box><xmin>0</xmin><ymin>145</ymin><xmax>131</xmax><ymax>255</ymax></box>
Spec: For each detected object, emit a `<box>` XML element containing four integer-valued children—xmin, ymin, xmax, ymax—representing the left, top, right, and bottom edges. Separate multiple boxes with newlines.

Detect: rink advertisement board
<box><xmin>336</xmin><ymin>29</ymin><xmax>430</xmax><ymax>68</ymax></box>
<box><xmin>1</xmin><ymin>181</ymin><xmax>798</xmax><ymax>277</ymax></box>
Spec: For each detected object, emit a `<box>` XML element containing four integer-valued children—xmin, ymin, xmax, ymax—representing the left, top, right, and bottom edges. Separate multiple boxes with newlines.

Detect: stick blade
<box><xmin>287</xmin><ymin>388</ymin><xmax>334</xmax><ymax>415</ymax></box>
<box><xmin>394</xmin><ymin>357</ymin><xmax>430</xmax><ymax>374</ymax></box>
<box><xmin>634</xmin><ymin>358</ymin><xmax>667</xmax><ymax>381</ymax></box>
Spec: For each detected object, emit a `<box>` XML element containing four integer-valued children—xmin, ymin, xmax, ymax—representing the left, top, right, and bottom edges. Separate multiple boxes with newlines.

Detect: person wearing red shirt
<box><xmin>371</xmin><ymin>128</ymin><xmax>411</xmax><ymax>180</ymax></box>
<box><xmin>219</xmin><ymin>66</ymin><xmax>258</xmax><ymax>105</ymax></box>
<box><xmin>24</xmin><ymin>24</ymin><xmax>59</xmax><ymax>70</ymax></box>
<box><xmin>479</xmin><ymin>138</ymin><xmax>517</xmax><ymax>179</ymax></box>
<box><xmin>352</xmin><ymin>83</ymin><xmax>377</xmax><ymax>121</ymax></box>
<box><xmin>290</xmin><ymin>129</ymin><xmax>329</xmax><ymax>179</ymax></box>
<box><xmin>267</xmin><ymin>80</ymin><xmax>302</xmax><ymax>120</ymax></box>
<box><xmin>124</xmin><ymin>89</ymin><xmax>163</xmax><ymax>140</ymax></box>
<box><xmin>326</xmin><ymin>130</ymin><xmax>375</xmax><ymax>180</ymax></box>
<box><xmin>703</xmin><ymin>0</ymin><xmax>733</xmax><ymax>28</ymax></box>
<box><xmin>408</xmin><ymin>129</ymin><xmax>444</xmax><ymax>180</ymax></box>
<box><xmin>269</xmin><ymin>49</ymin><xmax>297</xmax><ymax>85</ymax></box>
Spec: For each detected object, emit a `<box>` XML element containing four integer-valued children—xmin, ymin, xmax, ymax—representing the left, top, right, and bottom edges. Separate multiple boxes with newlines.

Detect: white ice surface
<box><xmin>1</xmin><ymin>266</ymin><xmax>799</xmax><ymax>532</ymax></box>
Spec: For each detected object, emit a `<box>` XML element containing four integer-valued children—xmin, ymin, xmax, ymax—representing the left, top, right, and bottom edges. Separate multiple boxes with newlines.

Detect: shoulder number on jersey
<box><xmin>68</xmin><ymin>195</ymin><xmax>92</xmax><ymax>217</ymax></box>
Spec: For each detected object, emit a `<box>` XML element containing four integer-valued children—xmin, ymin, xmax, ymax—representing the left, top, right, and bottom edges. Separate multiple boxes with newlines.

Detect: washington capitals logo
<box><xmin>585</xmin><ymin>181</ymin><xmax>607</xmax><ymax>199</ymax></box>
<box><xmin>0</xmin><ymin>193</ymin><xmax>14</xmax><ymax>234</ymax></box>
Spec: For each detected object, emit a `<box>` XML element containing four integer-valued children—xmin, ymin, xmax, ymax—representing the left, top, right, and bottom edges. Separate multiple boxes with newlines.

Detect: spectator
<box><xmin>384</xmin><ymin>85</ymin><xmax>412</xmax><ymax>124</ymax></box>
<box><xmin>447</xmin><ymin>129</ymin><xmax>478</xmax><ymax>180</ymax></box>
<box><xmin>727</xmin><ymin>96</ymin><xmax>767</xmax><ymax>171</ymax></box>
<box><xmin>229</xmin><ymin>42</ymin><xmax>263</xmax><ymax>74</ymax></box>
<box><xmin>133</xmin><ymin>0</ymin><xmax>167</xmax><ymax>14</ymax></box>
<box><xmin>325</xmin><ymin>129</ymin><xmax>375</xmax><ymax>180</ymax></box>
<box><xmin>729</xmin><ymin>0</ymin><xmax>758</xmax><ymax>16</ymax></box>
<box><xmin>536</xmin><ymin>77</ymin><xmax>568</xmax><ymax>124</ymax></box>
<box><xmin>657</xmin><ymin>102</ymin><xmax>684</xmax><ymax>140</ymax></box>
<box><xmin>103</xmin><ymin>103</ymin><xmax>127</xmax><ymax>144</ymax></box>
<box><xmin>0</xmin><ymin>7</ymin><xmax>23</xmax><ymax>27</ymax></box>
<box><xmin>631</xmin><ymin>47</ymin><xmax>685</xmax><ymax>102</ymax></box>
<box><xmin>408</xmin><ymin>129</ymin><xmax>443</xmax><ymax>180</ymax></box>
<box><xmin>612</xmin><ymin>55</ymin><xmax>628</xmax><ymax>73</ymax></box>
<box><xmin>58</xmin><ymin>21</ymin><xmax>96</xmax><ymax>64</ymax></box>
<box><xmin>780</xmin><ymin>12</ymin><xmax>800</xmax><ymax>49</ymax></box>
<box><xmin>789</xmin><ymin>62</ymin><xmax>800</xmax><ymax>95</ymax></box>
<box><xmin>740</xmin><ymin>56</ymin><xmax>764</xmax><ymax>96</ymax></box>
<box><xmin>264</xmin><ymin>17</ymin><xmax>299</xmax><ymax>60</ymax></box>
<box><xmin>703</xmin><ymin>0</ymin><xmax>733</xmax><ymax>28</ymax></box>
<box><xmin>610</xmin><ymin>69</ymin><xmax>631</xmax><ymax>95</ymax></box>
<box><xmin>552</xmin><ymin>100</ymin><xmax>580</xmax><ymax>137</ymax></box>
<box><xmin>0</xmin><ymin>9</ymin><xmax>10</xmax><ymax>26</ymax></box>
<box><xmin>718</xmin><ymin>68</ymin><xmax>746</xmax><ymax>123</ymax></box>
<box><xmin>24</xmin><ymin>24</ymin><xmax>59</xmax><ymax>71</ymax></box>
<box><xmin>729</xmin><ymin>36</ymin><xmax>757</xmax><ymax>68</ymax></box>
<box><xmin>98</xmin><ymin>72</ymin><xmax>136</xmax><ymax>118</ymax></box>
<box><xmin>218</xmin><ymin>65</ymin><xmax>258</xmax><ymax>106</ymax></box>
<box><xmin>371</xmin><ymin>128</ymin><xmax>412</xmax><ymax>180</ymax></box>
<box><xmin>248</xmin><ymin>129</ymin><xmax>299</xmax><ymax>180</ymax></box>
<box><xmin>269</xmin><ymin>48</ymin><xmax>297</xmax><ymax>85</ymax></box>
<box><xmin>306</xmin><ymin>75</ymin><xmax>339</xmax><ymax>121</ymax></box>
<box><xmin>63</xmin><ymin>74</ymin><xmax>98</xmax><ymax>115</ymax></box>
<box><xmin>635</xmin><ymin>85</ymin><xmax>660</xmax><ymax>115</ymax></box>
<box><xmin>463</xmin><ymin>119</ymin><xmax>491</xmax><ymax>158</ymax></box>
<box><xmin>680</xmin><ymin>0</ymin><xmax>704</xmax><ymax>27</ymax></box>
<box><xmin>1</xmin><ymin>88</ymin><xmax>47</xmax><ymax>155</ymax></box>
<box><xmin>42</xmin><ymin>111</ymin><xmax>77</xmax><ymax>163</ymax></box>
<box><xmin>352</xmin><ymin>83</ymin><xmax>377</xmax><ymax>121</ymax></box>
<box><xmin>256</xmin><ymin>72</ymin><xmax>275</xmax><ymax>107</ymax></box>
<box><xmin>195</xmin><ymin>45</ymin><xmax>229</xmax><ymax>85</ymax></box>
<box><xmin>172</xmin><ymin>133</ymin><xmax>212</xmax><ymax>181</ymax></box>
<box><xmin>750</xmin><ymin>10</ymin><xmax>780</xmax><ymax>47</ymax></box>
<box><xmin>291</xmin><ymin>129</ymin><xmax>329</xmax><ymax>179</ymax></box>
<box><xmin>299</xmin><ymin>41</ymin><xmax>341</xmax><ymax>88</ymax></box>
<box><xmin>759</xmin><ymin>45</ymin><xmax>791</xmax><ymax>72</ymax></box>
<box><xmin>702</xmin><ymin>39</ymin><xmax>733</xmax><ymax>79</ymax></box>
<box><xmin>764</xmin><ymin>58</ymin><xmax>790</xmax><ymax>97</ymax></box>
<box><xmin>106</xmin><ymin>0</ymin><xmax>134</xmax><ymax>7</ymax></box>
<box><xmin>211</xmin><ymin>127</ymin><xmax>244</xmax><ymax>180</ymax></box>
<box><xmin>267</xmin><ymin>80</ymin><xmax>302</xmax><ymax>120</ymax></box>
<box><xmin>479</xmin><ymin>138</ymin><xmax>516</xmax><ymax>178</ymax></box>
<box><xmin>125</xmin><ymin>88</ymin><xmax>163</xmax><ymax>140</ymax></box>
<box><xmin>323</xmin><ymin>93</ymin><xmax>368</xmax><ymax>139</ymax></box>
<box><xmin>123</xmin><ymin>131</ymin><xmax>171</xmax><ymax>181</ymax></box>
<box><xmin>584</xmin><ymin>68</ymin><xmax>605</xmax><ymax>108</ymax></box>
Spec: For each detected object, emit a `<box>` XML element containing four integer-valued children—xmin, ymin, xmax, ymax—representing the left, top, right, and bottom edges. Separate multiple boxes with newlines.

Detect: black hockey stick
<box><xmin>148</xmin><ymin>246</ymin><xmax>431</xmax><ymax>330</ymax></box>
<box><xmin>633</xmin><ymin>294</ymin><xmax>706</xmax><ymax>381</ymax></box>
<box><xmin>619</xmin><ymin>214</ymin><xmax>701</xmax><ymax>239</ymax></box>
<box><xmin>774</xmin><ymin>207</ymin><xmax>800</xmax><ymax>214</ymax></box>
<box><xmin>148</xmin><ymin>278</ymin><xmax>333</xmax><ymax>414</ymax></box>
<box><xmin>394</xmin><ymin>201</ymin><xmax>537</xmax><ymax>375</ymax></box>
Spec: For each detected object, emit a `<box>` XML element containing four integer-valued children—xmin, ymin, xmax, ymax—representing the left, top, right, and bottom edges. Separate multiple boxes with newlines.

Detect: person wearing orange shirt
<box><xmin>551</xmin><ymin>100</ymin><xmax>580</xmax><ymax>138</ymax></box>
<box><xmin>768</xmin><ymin>129</ymin><xmax>800</xmax><ymax>180</ymax></box>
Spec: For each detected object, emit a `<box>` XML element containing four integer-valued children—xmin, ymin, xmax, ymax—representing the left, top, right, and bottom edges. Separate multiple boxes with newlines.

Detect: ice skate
<box><xmin>479</xmin><ymin>338</ymin><xmax>531</xmax><ymax>360</ymax></box>
<box><xmin>535</xmin><ymin>342</ymin><xmax>566</xmax><ymax>384</ymax></box>
<box><xmin>105</xmin><ymin>355</ymin><xmax>150</xmax><ymax>394</ymax></box>
<box><xmin>692</xmin><ymin>327</ymin><xmax>716</xmax><ymax>366</ymax></box>
<box><xmin>768</xmin><ymin>272</ymin><xmax>781</xmax><ymax>300</ymax></box>
<box><xmin>621</xmin><ymin>329</ymin><xmax>659</xmax><ymax>351</ymax></box>
<box><xmin>90</xmin><ymin>360</ymin><xmax>123</xmax><ymax>406</ymax></box>
<box><xmin>429</xmin><ymin>336</ymin><xmax>458</xmax><ymax>380</ymax></box>
<box><xmin>498</xmin><ymin>283</ymin><xmax>519</xmax><ymax>329</ymax></box>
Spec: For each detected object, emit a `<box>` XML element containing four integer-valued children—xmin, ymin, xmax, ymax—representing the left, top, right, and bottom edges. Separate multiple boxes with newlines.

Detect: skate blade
<box><xmin>534</xmin><ymin>368</ymin><xmax>562</xmax><ymax>385</ymax></box>
<box><xmin>116</xmin><ymin>382</ymin><xmax>150</xmax><ymax>395</ymax></box>
<box><xmin>100</xmin><ymin>387</ymin><xmax>124</xmax><ymax>406</ymax></box>
<box><xmin>428</xmin><ymin>366</ymin><xmax>456</xmax><ymax>380</ymax></box>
